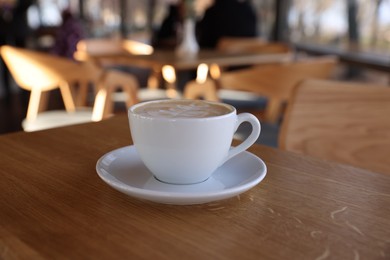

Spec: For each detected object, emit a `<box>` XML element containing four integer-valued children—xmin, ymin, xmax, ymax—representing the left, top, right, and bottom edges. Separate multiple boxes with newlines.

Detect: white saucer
<box><xmin>96</xmin><ymin>145</ymin><xmax>267</xmax><ymax>205</ymax></box>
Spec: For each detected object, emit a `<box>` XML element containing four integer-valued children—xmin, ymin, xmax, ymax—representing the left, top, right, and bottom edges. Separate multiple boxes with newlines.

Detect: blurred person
<box><xmin>152</xmin><ymin>4</ymin><xmax>182</xmax><ymax>49</ymax></box>
<box><xmin>196</xmin><ymin>0</ymin><xmax>257</xmax><ymax>49</ymax></box>
<box><xmin>51</xmin><ymin>8</ymin><xmax>84</xmax><ymax>60</ymax></box>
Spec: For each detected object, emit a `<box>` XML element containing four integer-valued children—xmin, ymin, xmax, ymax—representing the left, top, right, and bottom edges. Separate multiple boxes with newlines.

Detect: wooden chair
<box><xmin>183</xmin><ymin>41</ymin><xmax>292</xmax><ymax>106</ymax></box>
<box><xmin>0</xmin><ymin>45</ymin><xmax>139</xmax><ymax>131</ymax></box>
<box><xmin>74</xmin><ymin>37</ymin><xmax>170</xmax><ymax>101</ymax></box>
<box><xmin>218</xmin><ymin>56</ymin><xmax>338</xmax><ymax>123</ymax></box>
<box><xmin>0</xmin><ymin>45</ymin><xmax>90</xmax><ymax>121</ymax></box>
<box><xmin>279</xmin><ymin>79</ymin><xmax>390</xmax><ymax>175</ymax></box>
<box><xmin>93</xmin><ymin>69</ymin><xmax>139</xmax><ymax>121</ymax></box>
<box><xmin>183</xmin><ymin>78</ymin><xmax>219</xmax><ymax>101</ymax></box>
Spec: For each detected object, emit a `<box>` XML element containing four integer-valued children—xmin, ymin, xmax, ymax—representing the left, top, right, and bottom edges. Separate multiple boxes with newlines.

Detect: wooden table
<box><xmin>82</xmin><ymin>49</ymin><xmax>292</xmax><ymax>70</ymax></box>
<box><xmin>1</xmin><ymin>115</ymin><xmax>389</xmax><ymax>259</ymax></box>
<box><xmin>80</xmin><ymin>49</ymin><xmax>292</xmax><ymax>90</ymax></box>
<box><xmin>294</xmin><ymin>42</ymin><xmax>390</xmax><ymax>73</ymax></box>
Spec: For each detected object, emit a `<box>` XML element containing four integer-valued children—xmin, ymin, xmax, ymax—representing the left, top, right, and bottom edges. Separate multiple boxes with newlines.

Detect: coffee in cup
<box><xmin>128</xmin><ymin>99</ymin><xmax>261</xmax><ymax>184</ymax></box>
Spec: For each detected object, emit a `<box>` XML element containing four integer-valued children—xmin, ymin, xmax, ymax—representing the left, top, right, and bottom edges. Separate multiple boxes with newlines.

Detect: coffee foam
<box><xmin>133</xmin><ymin>100</ymin><xmax>232</xmax><ymax>118</ymax></box>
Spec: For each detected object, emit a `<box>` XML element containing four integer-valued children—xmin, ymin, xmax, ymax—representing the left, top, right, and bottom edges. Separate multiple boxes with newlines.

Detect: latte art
<box><xmin>133</xmin><ymin>100</ymin><xmax>233</xmax><ymax>118</ymax></box>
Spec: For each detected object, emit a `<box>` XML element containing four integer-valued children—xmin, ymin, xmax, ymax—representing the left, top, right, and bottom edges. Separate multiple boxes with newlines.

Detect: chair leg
<box><xmin>91</xmin><ymin>83</ymin><xmax>107</xmax><ymax>122</ymax></box>
<box><xmin>59</xmin><ymin>81</ymin><xmax>76</xmax><ymax>112</ymax></box>
<box><xmin>76</xmin><ymin>80</ymin><xmax>90</xmax><ymax>107</ymax></box>
<box><xmin>103</xmin><ymin>86</ymin><xmax>114</xmax><ymax>119</ymax></box>
<box><xmin>122</xmin><ymin>77</ymin><xmax>139</xmax><ymax>108</ymax></box>
<box><xmin>265</xmin><ymin>98</ymin><xmax>282</xmax><ymax>124</ymax></box>
<box><xmin>38</xmin><ymin>91</ymin><xmax>50</xmax><ymax>113</ymax></box>
<box><xmin>26</xmin><ymin>88</ymin><xmax>42</xmax><ymax>121</ymax></box>
<box><xmin>147</xmin><ymin>66</ymin><xmax>162</xmax><ymax>89</ymax></box>
<box><xmin>203</xmin><ymin>79</ymin><xmax>220</xmax><ymax>102</ymax></box>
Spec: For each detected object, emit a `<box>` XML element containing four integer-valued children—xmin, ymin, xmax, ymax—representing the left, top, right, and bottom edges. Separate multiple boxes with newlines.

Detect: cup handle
<box><xmin>221</xmin><ymin>113</ymin><xmax>261</xmax><ymax>165</ymax></box>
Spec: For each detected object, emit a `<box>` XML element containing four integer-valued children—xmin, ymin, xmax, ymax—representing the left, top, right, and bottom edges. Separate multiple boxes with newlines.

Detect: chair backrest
<box><xmin>0</xmin><ymin>45</ymin><xmax>87</xmax><ymax>91</ymax></box>
<box><xmin>1</xmin><ymin>45</ymin><xmax>103</xmax><ymax>87</ymax></box>
<box><xmin>279</xmin><ymin>79</ymin><xmax>390</xmax><ymax>175</ymax></box>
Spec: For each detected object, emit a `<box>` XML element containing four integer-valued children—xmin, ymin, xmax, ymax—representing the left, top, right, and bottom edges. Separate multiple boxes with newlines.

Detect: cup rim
<box><xmin>128</xmin><ymin>99</ymin><xmax>236</xmax><ymax>121</ymax></box>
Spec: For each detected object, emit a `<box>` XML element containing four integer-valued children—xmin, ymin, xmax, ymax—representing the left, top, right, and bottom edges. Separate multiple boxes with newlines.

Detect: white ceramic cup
<box><xmin>128</xmin><ymin>99</ymin><xmax>261</xmax><ymax>185</ymax></box>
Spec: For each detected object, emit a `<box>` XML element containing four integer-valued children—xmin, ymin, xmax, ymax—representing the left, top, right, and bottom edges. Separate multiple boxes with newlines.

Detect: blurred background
<box><xmin>1</xmin><ymin>0</ymin><xmax>389</xmax><ymax>138</ymax></box>
<box><xmin>14</xmin><ymin>0</ymin><xmax>389</xmax><ymax>53</ymax></box>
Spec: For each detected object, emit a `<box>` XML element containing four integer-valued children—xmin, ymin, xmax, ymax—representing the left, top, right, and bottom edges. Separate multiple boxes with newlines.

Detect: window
<box><xmin>288</xmin><ymin>0</ymin><xmax>390</xmax><ymax>53</ymax></box>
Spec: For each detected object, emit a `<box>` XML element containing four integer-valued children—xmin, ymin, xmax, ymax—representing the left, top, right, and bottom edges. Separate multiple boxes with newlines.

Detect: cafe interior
<box><xmin>0</xmin><ymin>0</ymin><xmax>390</xmax><ymax>259</ymax></box>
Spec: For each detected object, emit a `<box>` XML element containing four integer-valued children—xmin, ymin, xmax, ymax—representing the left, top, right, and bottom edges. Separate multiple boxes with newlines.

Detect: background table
<box><xmin>1</xmin><ymin>115</ymin><xmax>389</xmax><ymax>259</ymax></box>
<box><xmin>81</xmin><ymin>49</ymin><xmax>292</xmax><ymax>70</ymax></box>
<box><xmin>80</xmin><ymin>49</ymin><xmax>292</xmax><ymax>90</ymax></box>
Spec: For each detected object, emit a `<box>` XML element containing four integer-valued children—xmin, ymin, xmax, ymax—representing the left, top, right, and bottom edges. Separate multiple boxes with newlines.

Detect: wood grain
<box><xmin>280</xmin><ymin>79</ymin><xmax>390</xmax><ymax>175</ymax></box>
<box><xmin>0</xmin><ymin>115</ymin><xmax>389</xmax><ymax>259</ymax></box>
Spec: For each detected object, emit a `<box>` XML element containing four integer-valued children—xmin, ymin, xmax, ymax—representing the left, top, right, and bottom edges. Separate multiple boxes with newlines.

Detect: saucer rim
<box><xmin>96</xmin><ymin>145</ymin><xmax>267</xmax><ymax>202</ymax></box>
